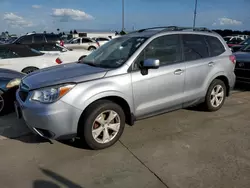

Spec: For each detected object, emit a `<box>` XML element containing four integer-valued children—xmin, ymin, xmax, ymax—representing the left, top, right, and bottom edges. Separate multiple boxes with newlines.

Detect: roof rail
<box><xmin>128</xmin><ymin>26</ymin><xmax>213</xmax><ymax>34</ymax></box>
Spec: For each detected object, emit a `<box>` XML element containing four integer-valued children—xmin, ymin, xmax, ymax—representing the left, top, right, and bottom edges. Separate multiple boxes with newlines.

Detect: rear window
<box><xmin>205</xmin><ymin>36</ymin><xmax>225</xmax><ymax>57</ymax></box>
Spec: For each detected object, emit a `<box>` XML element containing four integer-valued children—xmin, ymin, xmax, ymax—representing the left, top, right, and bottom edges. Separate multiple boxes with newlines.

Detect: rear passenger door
<box><xmin>181</xmin><ymin>34</ymin><xmax>212</xmax><ymax>106</ymax></box>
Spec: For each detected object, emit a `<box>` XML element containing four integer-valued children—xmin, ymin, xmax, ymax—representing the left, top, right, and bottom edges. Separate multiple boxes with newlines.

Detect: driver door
<box><xmin>130</xmin><ymin>34</ymin><xmax>186</xmax><ymax>118</ymax></box>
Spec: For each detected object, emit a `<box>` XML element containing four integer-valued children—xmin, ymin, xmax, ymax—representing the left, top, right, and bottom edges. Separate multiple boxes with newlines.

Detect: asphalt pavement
<box><xmin>0</xmin><ymin>89</ymin><xmax>250</xmax><ymax>188</ymax></box>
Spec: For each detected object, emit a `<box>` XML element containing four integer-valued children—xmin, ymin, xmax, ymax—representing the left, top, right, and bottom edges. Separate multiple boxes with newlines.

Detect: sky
<box><xmin>0</xmin><ymin>0</ymin><xmax>249</xmax><ymax>34</ymax></box>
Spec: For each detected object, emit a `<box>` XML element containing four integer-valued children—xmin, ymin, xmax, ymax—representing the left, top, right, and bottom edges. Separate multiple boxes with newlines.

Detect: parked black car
<box><xmin>0</xmin><ymin>68</ymin><xmax>25</xmax><ymax>115</ymax></box>
<box><xmin>231</xmin><ymin>38</ymin><xmax>250</xmax><ymax>52</ymax></box>
<box><xmin>12</xmin><ymin>33</ymin><xmax>64</xmax><ymax>48</ymax></box>
<box><xmin>234</xmin><ymin>50</ymin><xmax>250</xmax><ymax>84</ymax></box>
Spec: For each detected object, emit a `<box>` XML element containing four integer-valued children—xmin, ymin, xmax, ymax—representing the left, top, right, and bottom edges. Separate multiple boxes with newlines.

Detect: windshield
<box><xmin>223</xmin><ymin>37</ymin><xmax>230</xmax><ymax>42</ymax></box>
<box><xmin>240</xmin><ymin>38</ymin><xmax>250</xmax><ymax>45</ymax></box>
<box><xmin>79</xmin><ymin>36</ymin><xmax>148</xmax><ymax>68</ymax></box>
<box><xmin>240</xmin><ymin>44</ymin><xmax>250</xmax><ymax>52</ymax></box>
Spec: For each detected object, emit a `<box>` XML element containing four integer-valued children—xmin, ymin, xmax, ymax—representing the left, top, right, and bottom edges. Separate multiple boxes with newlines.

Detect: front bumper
<box><xmin>16</xmin><ymin>89</ymin><xmax>82</xmax><ymax>140</ymax></box>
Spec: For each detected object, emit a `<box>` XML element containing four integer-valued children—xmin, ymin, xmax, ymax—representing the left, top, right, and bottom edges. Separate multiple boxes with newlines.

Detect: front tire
<box><xmin>88</xmin><ymin>46</ymin><xmax>96</xmax><ymax>51</ymax></box>
<box><xmin>79</xmin><ymin>100</ymin><xmax>125</xmax><ymax>150</ymax></box>
<box><xmin>0</xmin><ymin>90</ymin><xmax>12</xmax><ymax>116</ymax></box>
<box><xmin>203</xmin><ymin>79</ymin><xmax>226</xmax><ymax>112</ymax></box>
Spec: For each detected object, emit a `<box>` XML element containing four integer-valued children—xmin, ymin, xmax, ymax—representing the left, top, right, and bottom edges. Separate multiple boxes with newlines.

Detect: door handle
<box><xmin>174</xmin><ymin>69</ymin><xmax>184</xmax><ymax>75</ymax></box>
<box><xmin>208</xmin><ymin>62</ymin><xmax>215</xmax><ymax>67</ymax></box>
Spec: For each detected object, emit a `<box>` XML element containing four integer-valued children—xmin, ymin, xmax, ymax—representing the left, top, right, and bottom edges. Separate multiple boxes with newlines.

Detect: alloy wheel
<box><xmin>0</xmin><ymin>94</ymin><xmax>4</xmax><ymax>113</ymax></box>
<box><xmin>210</xmin><ymin>85</ymin><xmax>224</xmax><ymax>108</ymax></box>
<box><xmin>92</xmin><ymin>110</ymin><xmax>121</xmax><ymax>144</ymax></box>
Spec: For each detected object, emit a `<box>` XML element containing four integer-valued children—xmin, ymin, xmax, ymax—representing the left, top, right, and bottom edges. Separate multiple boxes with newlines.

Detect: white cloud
<box><xmin>51</xmin><ymin>8</ymin><xmax>94</xmax><ymax>22</ymax></box>
<box><xmin>3</xmin><ymin>13</ymin><xmax>33</xmax><ymax>28</ymax></box>
<box><xmin>213</xmin><ymin>17</ymin><xmax>242</xmax><ymax>26</ymax></box>
<box><xmin>32</xmin><ymin>5</ymin><xmax>42</xmax><ymax>9</ymax></box>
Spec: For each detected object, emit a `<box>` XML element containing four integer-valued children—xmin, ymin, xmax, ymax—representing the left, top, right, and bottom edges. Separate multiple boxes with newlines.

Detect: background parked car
<box><xmin>64</xmin><ymin>37</ymin><xmax>100</xmax><ymax>51</ymax></box>
<box><xmin>0</xmin><ymin>44</ymin><xmax>81</xmax><ymax>74</ymax></box>
<box><xmin>0</xmin><ymin>68</ymin><xmax>25</xmax><ymax>115</ymax></box>
<box><xmin>226</xmin><ymin>37</ymin><xmax>244</xmax><ymax>47</ymax></box>
<box><xmin>234</xmin><ymin>47</ymin><xmax>250</xmax><ymax>84</ymax></box>
<box><xmin>92</xmin><ymin>37</ymin><xmax>111</xmax><ymax>46</ymax></box>
<box><xmin>230</xmin><ymin>37</ymin><xmax>250</xmax><ymax>52</ymax></box>
<box><xmin>12</xmin><ymin>33</ymin><xmax>64</xmax><ymax>46</ymax></box>
<box><xmin>31</xmin><ymin>43</ymin><xmax>91</xmax><ymax>61</ymax></box>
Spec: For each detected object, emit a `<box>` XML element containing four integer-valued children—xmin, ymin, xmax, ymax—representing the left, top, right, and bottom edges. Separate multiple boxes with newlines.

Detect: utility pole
<box><xmin>193</xmin><ymin>0</ymin><xmax>198</xmax><ymax>29</ymax></box>
<box><xmin>122</xmin><ymin>0</ymin><xmax>125</xmax><ymax>31</ymax></box>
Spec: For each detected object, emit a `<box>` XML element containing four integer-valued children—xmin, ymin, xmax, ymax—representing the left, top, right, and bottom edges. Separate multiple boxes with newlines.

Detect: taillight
<box><xmin>60</xmin><ymin>40</ymin><xmax>64</xmax><ymax>46</ymax></box>
<box><xmin>229</xmin><ymin>55</ymin><xmax>236</xmax><ymax>64</ymax></box>
<box><xmin>56</xmin><ymin>58</ymin><xmax>62</xmax><ymax>64</ymax></box>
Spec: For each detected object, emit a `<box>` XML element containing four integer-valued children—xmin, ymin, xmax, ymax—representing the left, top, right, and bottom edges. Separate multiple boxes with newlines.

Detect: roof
<box><xmin>125</xmin><ymin>26</ymin><xmax>220</xmax><ymax>38</ymax></box>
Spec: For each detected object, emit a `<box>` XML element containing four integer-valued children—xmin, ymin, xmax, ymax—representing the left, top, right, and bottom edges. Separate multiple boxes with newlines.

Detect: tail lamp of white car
<box><xmin>55</xmin><ymin>58</ymin><xmax>62</xmax><ymax>64</ymax></box>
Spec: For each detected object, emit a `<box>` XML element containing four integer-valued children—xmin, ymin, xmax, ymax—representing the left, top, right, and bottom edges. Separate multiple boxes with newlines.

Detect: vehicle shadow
<box><xmin>33</xmin><ymin>168</ymin><xmax>84</xmax><ymax>188</ymax></box>
<box><xmin>59</xmin><ymin>138</ymin><xmax>91</xmax><ymax>150</ymax></box>
<box><xmin>234</xmin><ymin>82</ymin><xmax>250</xmax><ymax>92</ymax></box>
<box><xmin>0</xmin><ymin>113</ymin><xmax>50</xmax><ymax>144</ymax></box>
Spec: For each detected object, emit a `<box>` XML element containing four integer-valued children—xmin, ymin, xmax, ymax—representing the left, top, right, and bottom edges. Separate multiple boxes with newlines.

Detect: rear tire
<box><xmin>78</xmin><ymin>55</ymin><xmax>87</xmax><ymax>61</ymax></box>
<box><xmin>88</xmin><ymin>46</ymin><xmax>96</xmax><ymax>51</ymax></box>
<box><xmin>78</xmin><ymin>100</ymin><xmax>125</xmax><ymax>150</ymax></box>
<box><xmin>22</xmin><ymin>67</ymin><xmax>39</xmax><ymax>74</ymax></box>
<box><xmin>203</xmin><ymin>79</ymin><xmax>226</xmax><ymax>112</ymax></box>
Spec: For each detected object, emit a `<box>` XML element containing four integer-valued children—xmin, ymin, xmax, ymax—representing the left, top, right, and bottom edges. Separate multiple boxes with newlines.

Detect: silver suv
<box><xmin>15</xmin><ymin>26</ymin><xmax>236</xmax><ymax>150</ymax></box>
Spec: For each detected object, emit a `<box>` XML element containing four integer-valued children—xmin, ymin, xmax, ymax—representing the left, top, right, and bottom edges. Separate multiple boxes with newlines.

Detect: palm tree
<box><xmin>57</xmin><ymin>28</ymin><xmax>60</xmax><ymax>33</ymax></box>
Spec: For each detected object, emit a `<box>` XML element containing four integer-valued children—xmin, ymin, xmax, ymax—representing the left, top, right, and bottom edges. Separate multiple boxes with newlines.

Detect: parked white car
<box><xmin>92</xmin><ymin>37</ymin><xmax>111</xmax><ymax>46</ymax></box>
<box><xmin>36</xmin><ymin>43</ymin><xmax>91</xmax><ymax>61</ymax></box>
<box><xmin>64</xmin><ymin>37</ymin><xmax>100</xmax><ymax>51</ymax></box>
<box><xmin>0</xmin><ymin>44</ymin><xmax>83</xmax><ymax>74</ymax></box>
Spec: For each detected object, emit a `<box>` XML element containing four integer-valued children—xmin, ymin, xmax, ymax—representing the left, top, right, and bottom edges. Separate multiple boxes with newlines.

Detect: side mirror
<box><xmin>142</xmin><ymin>59</ymin><xmax>160</xmax><ymax>69</ymax></box>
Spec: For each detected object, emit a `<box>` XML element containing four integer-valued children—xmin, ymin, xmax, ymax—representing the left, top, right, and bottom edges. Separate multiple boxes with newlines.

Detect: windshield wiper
<box><xmin>82</xmin><ymin>62</ymin><xmax>98</xmax><ymax>67</ymax></box>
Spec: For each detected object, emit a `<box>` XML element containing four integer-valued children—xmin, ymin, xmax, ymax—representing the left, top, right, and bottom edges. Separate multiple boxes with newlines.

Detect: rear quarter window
<box><xmin>205</xmin><ymin>36</ymin><xmax>225</xmax><ymax>57</ymax></box>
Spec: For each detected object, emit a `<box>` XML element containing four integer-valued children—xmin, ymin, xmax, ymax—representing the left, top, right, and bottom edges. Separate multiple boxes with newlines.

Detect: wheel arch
<box><xmin>77</xmin><ymin>95</ymin><xmax>135</xmax><ymax>135</ymax></box>
<box><xmin>21</xmin><ymin>66</ymin><xmax>39</xmax><ymax>73</ymax></box>
<box><xmin>88</xmin><ymin>46</ymin><xmax>96</xmax><ymax>50</ymax></box>
<box><xmin>207</xmin><ymin>73</ymin><xmax>230</xmax><ymax>97</ymax></box>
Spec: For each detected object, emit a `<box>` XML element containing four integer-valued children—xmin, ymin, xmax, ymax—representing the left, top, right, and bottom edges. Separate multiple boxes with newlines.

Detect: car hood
<box><xmin>234</xmin><ymin>52</ymin><xmax>250</xmax><ymax>62</ymax></box>
<box><xmin>22</xmin><ymin>62</ymin><xmax>109</xmax><ymax>90</ymax></box>
<box><xmin>0</xmin><ymin>68</ymin><xmax>25</xmax><ymax>80</ymax></box>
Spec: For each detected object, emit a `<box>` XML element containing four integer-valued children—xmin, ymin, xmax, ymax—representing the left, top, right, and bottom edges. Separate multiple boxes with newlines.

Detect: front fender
<box><xmin>82</xmin><ymin>91</ymin><xmax>134</xmax><ymax>113</ymax></box>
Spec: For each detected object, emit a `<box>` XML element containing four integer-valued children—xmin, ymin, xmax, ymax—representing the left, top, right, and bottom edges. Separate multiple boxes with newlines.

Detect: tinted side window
<box><xmin>205</xmin><ymin>36</ymin><xmax>225</xmax><ymax>57</ymax></box>
<box><xmin>97</xmin><ymin>38</ymin><xmax>109</xmax><ymax>41</ymax></box>
<box><xmin>45</xmin><ymin>35</ymin><xmax>60</xmax><ymax>42</ymax></box>
<box><xmin>16</xmin><ymin>35</ymin><xmax>33</xmax><ymax>44</ymax></box>
<box><xmin>71</xmin><ymin>39</ymin><xmax>81</xmax><ymax>44</ymax></box>
<box><xmin>182</xmin><ymin>34</ymin><xmax>209</xmax><ymax>61</ymax></box>
<box><xmin>133</xmin><ymin>35</ymin><xmax>181</xmax><ymax>70</ymax></box>
<box><xmin>34</xmin><ymin>35</ymin><xmax>45</xmax><ymax>43</ymax></box>
<box><xmin>82</xmin><ymin>38</ymin><xmax>92</xmax><ymax>43</ymax></box>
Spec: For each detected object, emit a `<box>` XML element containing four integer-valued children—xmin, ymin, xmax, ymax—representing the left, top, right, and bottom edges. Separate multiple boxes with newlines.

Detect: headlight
<box><xmin>31</xmin><ymin>84</ymin><xmax>75</xmax><ymax>103</ymax></box>
<box><xmin>6</xmin><ymin>78</ymin><xmax>21</xmax><ymax>89</ymax></box>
